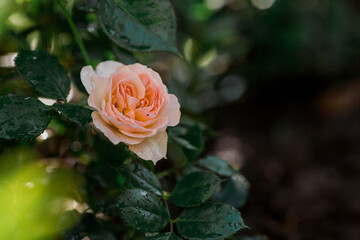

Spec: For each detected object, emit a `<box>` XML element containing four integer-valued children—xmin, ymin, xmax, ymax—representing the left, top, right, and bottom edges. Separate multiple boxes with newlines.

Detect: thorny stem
<box><xmin>56</xmin><ymin>0</ymin><xmax>91</xmax><ymax>65</ymax></box>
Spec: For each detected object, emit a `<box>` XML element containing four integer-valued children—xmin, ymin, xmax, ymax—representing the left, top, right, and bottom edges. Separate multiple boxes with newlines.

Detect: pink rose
<box><xmin>81</xmin><ymin>61</ymin><xmax>181</xmax><ymax>164</ymax></box>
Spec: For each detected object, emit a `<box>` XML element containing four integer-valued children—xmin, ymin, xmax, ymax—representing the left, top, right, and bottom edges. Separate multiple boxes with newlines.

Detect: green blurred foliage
<box><xmin>0</xmin><ymin>146</ymin><xmax>86</xmax><ymax>240</ymax></box>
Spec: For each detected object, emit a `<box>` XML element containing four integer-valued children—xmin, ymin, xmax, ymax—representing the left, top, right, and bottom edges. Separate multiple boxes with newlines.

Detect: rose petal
<box><xmin>88</xmin><ymin>76</ymin><xmax>108</xmax><ymax>110</ymax></box>
<box><xmin>134</xmin><ymin>107</ymin><xmax>156</xmax><ymax>121</ymax></box>
<box><xmin>102</xmin><ymin>109</ymin><xmax>153</xmax><ymax>133</ymax></box>
<box><xmin>129</xmin><ymin>131</ymin><xmax>168</xmax><ymax>164</ymax></box>
<box><xmin>128</xmin><ymin>64</ymin><xmax>164</xmax><ymax>86</ymax></box>
<box><xmin>120</xmin><ymin>129</ymin><xmax>156</xmax><ymax>138</ymax></box>
<box><xmin>95</xmin><ymin>60</ymin><xmax>123</xmax><ymax>77</ymax></box>
<box><xmin>162</xmin><ymin>94</ymin><xmax>181</xmax><ymax>126</ymax></box>
<box><xmin>146</xmin><ymin>116</ymin><xmax>169</xmax><ymax>131</ymax></box>
<box><xmin>80</xmin><ymin>65</ymin><xmax>96</xmax><ymax>94</ymax></box>
<box><xmin>111</xmin><ymin>67</ymin><xmax>134</xmax><ymax>85</ymax></box>
<box><xmin>119</xmin><ymin>117</ymin><xmax>168</xmax><ymax>138</ymax></box>
<box><xmin>92</xmin><ymin>112</ymin><xmax>144</xmax><ymax>145</ymax></box>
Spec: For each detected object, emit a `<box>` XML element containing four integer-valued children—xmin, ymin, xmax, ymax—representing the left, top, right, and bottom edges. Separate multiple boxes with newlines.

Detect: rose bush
<box><xmin>81</xmin><ymin>61</ymin><xmax>181</xmax><ymax>163</ymax></box>
<box><xmin>0</xmin><ymin>0</ymin><xmax>253</xmax><ymax>239</ymax></box>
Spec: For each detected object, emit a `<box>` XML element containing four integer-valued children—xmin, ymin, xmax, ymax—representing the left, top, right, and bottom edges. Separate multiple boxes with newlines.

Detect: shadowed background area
<box><xmin>1</xmin><ymin>0</ymin><xmax>360</xmax><ymax>239</ymax></box>
<box><xmin>172</xmin><ymin>0</ymin><xmax>360</xmax><ymax>239</ymax></box>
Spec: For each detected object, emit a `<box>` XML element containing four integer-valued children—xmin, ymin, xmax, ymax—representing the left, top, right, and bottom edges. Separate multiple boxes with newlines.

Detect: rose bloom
<box><xmin>81</xmin><ymin>61</ymin><xmax>181</xmax><ymax>164</ymax></box>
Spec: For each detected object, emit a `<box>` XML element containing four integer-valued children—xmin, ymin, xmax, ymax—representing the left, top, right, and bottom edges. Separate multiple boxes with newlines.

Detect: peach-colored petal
<box><xmin>91</xmin><ymin>76</ymin><xmax>108</xmax><ymax>87</ymax></box>
<box><xmin>126</xmin><ymin>95</ymin><xmax>139</xmax><ymax>109</ymax></box>
<box><xmin>80</xmin><ymin>65</ymin><xmax>96</xmax><ymax>94</ymax></box>
<box><xmin>92</xmin><ymin>112</ymin><xmax>144</xmax><ymax>145</ymax></box>
<box><xmin>120</xmin><ymin>129</ymin><xmax>156</xmax><ymax>138</ymax></box>
<box><xmin>133</xmin><ymin>115</ymin><xmax>165</xmax><ymax>128</ymax></box>
<box><xmin>150</xmin><ymin>69</ymin><xmax>166</xmax><ymax>86</ymax></box>
<box><xmin>102</xmin><ymin>110</ymin><xmax>152</xmax><ymax>133</ymax></box>
<box><xmin>95</xmin><ymin>60</ymin><xmax>123</xmax><ymax>77</ymax></box>
<box><xmin>134</xmin><ymin>107</ymin><xmax>156</xmax><ymax>121</ymax></box>
<box><xmin>162</xmin><ymin>94</ymin><xmax>181</xmax><ymax>126</ymax></box>
<box><xmin>145</xmin><ymin>116</ymin><xmax>169</xmax><ymax>131</ymax></box>
<box><xmin>129</xmin><ymin>131</ymin><xmax>168</xmax><ymax>164</ymax></box>
<box><xmin>88</xmin><ymin>76</ymin><xmax>108</xmax><ymax>110</ymax></box>
<box><xmin>111</xmin><ymin>68</ymin><xmax>135</xmax><ymax>88</ymax></box>
<box><xmin>112</xmin><ymin>73</ymin><xmax>145</xmax><ymax>99</ymax></box>
<box><xmin>128</xmin><ymin>63</ymin><xmax>163</xmax><ymax>86</ymax></box>
<box><xmin>118</xmin><ymin>117</ymin><xmax>168</xmax><ymax>138</ymax></box>
<box><xmin>114</xmin><ymin>85</ymin><xmax>125</xmax><ymax>110</ymax></box>
<box><xmin>105</xmin><ymin>102</ymin><xmax>119</xmax><ymax>119</ymax></box>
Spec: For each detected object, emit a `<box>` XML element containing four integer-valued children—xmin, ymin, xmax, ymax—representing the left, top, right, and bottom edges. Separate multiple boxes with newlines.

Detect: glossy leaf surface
<box><xmin>233</xmin><ymin>236</ymin><xmax>269</xmax><ymax>240</ymax></box>
<box><xmin>170</xmin><ymin>171</ymin><xmax>222</xmax><ymax>207</ymax></box>
<box><xmin>15</xmin><ymin>49</ymin><xmax>70</xmax><ymax>100</ymax></box>
<box><xmin>53</xmin><ymin>103</ymin><xmax>92</xmax><ymax>127</ymax></box>
<box><xmin>118</xmin><ymin>163</ymin><xmax>162</xmax><ymax>196</ymax></box>
<box><xmin>0</xmin><ymin>95</ymin><xmax>51</xmax><ymax>139</ymax></box>
<box><xmin>177</xmin><ymin>202</ymin><xmax>246</xmax><ymax>240</ymax></box>
<box><xmin>146</xmin><ymin>232</ymin><xmax>182</xmax><ymax>240</ymax></box>
<box><xmin>98</xmin><ymin>0</ymin><xmax>179</xmax><ymax>54</ymax></box>
<box><xmin>196</xmin><ymin>156</ymin><xmax>237</xmax><ymax>177</ymax></box>
<box><xmin>213</xmin><ymin>173</ymin><xmax>249</xmax><ymax>208</ymax></box>
<box><xmin>117</xmin><ymin>189</ymin><xmax>168</xmax><ymax>232</ymax></box>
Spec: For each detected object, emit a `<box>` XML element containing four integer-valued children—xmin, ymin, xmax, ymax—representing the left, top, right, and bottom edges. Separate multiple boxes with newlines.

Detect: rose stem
<box><xmin>56</xmin><ymin>0</ymin><xmax>91</xmax><ymax>65</ymax></box>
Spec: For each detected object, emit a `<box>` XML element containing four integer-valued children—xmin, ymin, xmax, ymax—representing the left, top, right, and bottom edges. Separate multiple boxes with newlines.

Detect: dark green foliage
<box><xmin>0</xmin><ymin>95</ymin><xmax>51</xmax><ymax>139</ymax></box>
<box><xmin>98</xmin><ymin>0</ymin><xmax>179</xmax><ymax>54</ymax></box>
<box><xmin>53</xmin><ymin>103</ymin><xmax>93</xmax><ymax>127</ymax></box>
<box><xmin>117</xmin><ymin>189</ymin><xmax>169</xmax><ymax>232</ymax></box>
<box><xmin>15</xmin><ymin>49</ymin><xmax>70</xmax><ymax>100</ymax></box>
<box><xmin>146</xmin><ymin>233</ymin><xmax>183</xmax><ymax>240</ymax></box>
<box><xmin>177</xmin><ymin>202</ymin><xmax>246</xmax><ymax>240</ymax></box>
<box><xmin>182</xmin><ymin>125</ymin><xmax>204</xmax><ymax>161</ymax></box>
<box><xmin>62</xmin><ymin>213</ymin><xmax>116</xmax><ymax>240</ymax></box>
<box><xmin>0</xmin><ymin>0</ymin><xmax>256</xmax><ymax>239</ymax></box>
<box><xmin>196</xmin><ymin>156</ymin><xmax>237</xmax><ymax>177</ymax></box>
<box><xmin>193</xmin><ymin>156</ymin><xmax>249</xmax><ymax>208</ymax></box>
<box><xmin>170</xmin><ymin>171</ymin><xmax>222</xmax><ymax>207</ymax></box>
<box><xmin>118</xmin><ymin>163</ymin><xmax>162</xmax><ymax>196</ymax></box>
<box><xmin>233</xmin><ymin>236</ymin><xmax>269</xmax><ymax>240</ymax></box>
<box><xmin>213</xmin><ymin>173</ymin><xmax>249</xmax><ymax>209</ymax></box>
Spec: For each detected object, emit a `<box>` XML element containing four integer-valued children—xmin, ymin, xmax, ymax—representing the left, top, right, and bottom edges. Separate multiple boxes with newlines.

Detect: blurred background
<box><xmin>1</xmin><ymin>0</ymin><xmax>360</xmax><ymax>239</ymax></box>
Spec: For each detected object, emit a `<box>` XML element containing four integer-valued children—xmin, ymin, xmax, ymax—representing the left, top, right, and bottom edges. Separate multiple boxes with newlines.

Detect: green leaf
<box><xmin>0</xmin><ymin>95</ymin><xmax>51</xmax><ymax>139</ymax></box>
<box><xmin>98</xmin><ymin>0</ymin><xmax>179</xmax><ymax>54</ymax></box>
<box><xmin>15</xmin><ymin>49</ymin><xmax>70</xmax><ymax>100</ymax></box>
<box><xmin>170</xmin><ymin>171</ymin><xmax>222</xmax><ymax>207</ymax></box>
<box><xmin>171</xmin><ymin>136</ymin><xmax>197</xmax><ymax>150</ymax></box>
<box><xmin>213</xmin><ymin>173</ymin><xmax>249</xmax><ymax>209</ymax></box>
<box><xmin>182</xmin><ymin>125</ymin><xmax>204</xmax><ymax>161</ymax></box>
<box><xmin>196</xmin><ymin>156</ymin><xmax>237</xmax><ymax>177</ymax></box>
<box><xmin>177</xmin><ymin>202</ymin><xmax>247</xmax><ymax>240</ymax></box>
<box><xmin>53</xmin><ymin>103</ymin><xmax>93</xmax><ymax>127</ymax></box>
<box><xmin>118</xmin><ymin>163</ymin><xmax>162</xmax><ymax>196</ymax></box>
<box><xmin>117</xmin><ymin>189</ymin><xmax>168</xmax><ymax>232</ymax></box>
<box><xmin>146</xmin><ymin>232</ymin><xmax>182</xmax><ymax>240</ymax></box>
<box><xmin>232</xmin><ymin>236</ymin><xmax>269</xmax><ymax>240</ymax></box>
<box><xmin>182</xmin><ymin>165</ymin><xmax>202</xmax><ymax>176</ymax></box>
